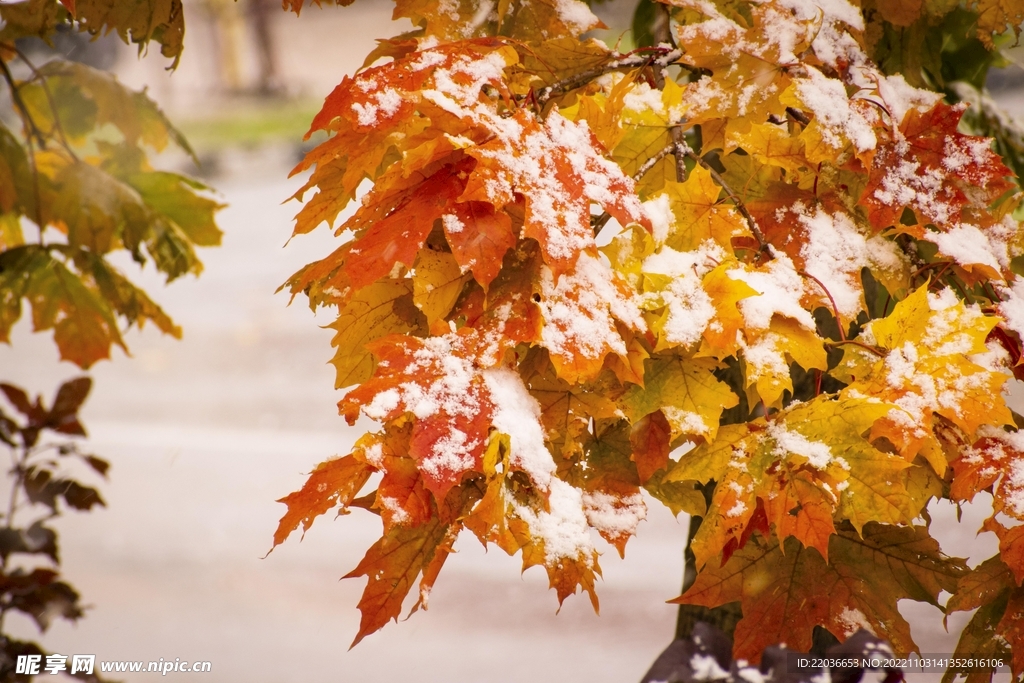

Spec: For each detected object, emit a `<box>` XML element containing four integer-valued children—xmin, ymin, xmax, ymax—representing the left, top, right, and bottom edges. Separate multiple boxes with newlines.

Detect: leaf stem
<box><xmin>799</xmin><ymin>270</ymin><xmax>845</xmax><ymax>341</ymax></box>
<box><xmin>536</xmin><ymin>46</ymin><xmax>683</xmax><ymax>107</ymax></box>
<box><xmin>680</xmin><ymin>146</ymin><xmax>769</xmax><ymax>253</ymax></box>
<box><xmin>14</xmin><ymin>47</ymin><xmax>79</xmax><ymax>161</ymax></box>
<box><xmin>0</xmin><ymin>58</ymin><xmax>45</xmax><ymax>148</ymax></box>
<box><xmin>824</xmin><ymin>339</ymin><xmax>885</xmax><ymax>357</ymax></box>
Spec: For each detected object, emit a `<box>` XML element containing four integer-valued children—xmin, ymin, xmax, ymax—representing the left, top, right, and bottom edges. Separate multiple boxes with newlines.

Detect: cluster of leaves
<box><xmin>0</xmin><ymin>0</ymin><xmax>184</xmax><ymax>68</ymax></box>
<box><xmin>273</xmin><ymin>0</ymin><xmax>1024</xmax><ymax>678</ymax></box>
<box><xmin>0</xmin><ymin>50</ymin><xmax>222</xmax><ymax>368</ymax></box>
<box><xmin>0</xmin><ymin>379</ymin><xmax>106</xmax><ymax>682</ymax></box>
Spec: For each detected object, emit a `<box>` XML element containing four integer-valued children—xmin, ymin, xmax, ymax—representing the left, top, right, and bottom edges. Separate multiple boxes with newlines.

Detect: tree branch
<box><xmin>0</xmin><ymin>58</ymin><xmax>45</xmax><ymax>148</ymax></box>
<box><xmin>786</xmin><ymin>106</ymin><xmax>810</xmax><ymax>126</ymax></box>
<box><xmin>536</xmin><ymin>46</ymin><xmax>683</xmax><ymax>107</ymax></box>
<box><xmin>679</xmin><ymin>145</ymin><xmax>769</xmax><ymax>253</ymax></box>
<box><xmin>824</xmin><ymin>339</ymin><xmax>885</xmax><ymax>357</ymax></box>
<box><xmin>633</xmin><ymin>143</ymin><xmax>676</xmax><ymax>181</ymax></box>
<box><xmin>14</xmin><ymin>46</ymin><xmax>78</xmax><ymax>161</ymax></box>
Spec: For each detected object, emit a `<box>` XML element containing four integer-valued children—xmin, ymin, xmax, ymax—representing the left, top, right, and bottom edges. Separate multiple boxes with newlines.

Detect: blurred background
<box><xmin>0</xmin><ymin>1</ymin><xmax>1020</xmax><ymax>681</ymax></box>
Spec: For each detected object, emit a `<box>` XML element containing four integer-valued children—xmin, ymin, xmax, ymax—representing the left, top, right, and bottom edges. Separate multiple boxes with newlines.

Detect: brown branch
<box><xmin>647</xmin><ymin>17</ymin><xmax>689</xmax><ymax>187</ymax></box>
<box><xmin>680</xmin><ymin>146</ymin><xmax>769</xmax><ymax>253</ymax></box>
<box><xmin>786</xmin><ymin>106</ymin><xmax>810</xmax><ymax>126</ymax></box>
<box><xmin>824</xmin><ymin>339</ymin><xmax>885</xmax><ymax>357</ymax></box>
<box><xmin>536</xmin><ymin>46</ymin><xmax>682</xmax><ymax>107</ymax></box>
<box><xmin>0</xmin><ymin>58</ymin><xmax>45</xmax><ymax>148</ymax></box>
<box><xmin>14</xmin><ymin>46</ymin><xmax>78</xmax><ymax>161</ymax></box>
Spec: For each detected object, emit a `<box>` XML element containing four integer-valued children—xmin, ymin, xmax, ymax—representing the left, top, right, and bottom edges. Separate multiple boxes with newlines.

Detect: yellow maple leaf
<box><xmin>841</xmin><ymin>284</ymin><xmax>1014</xmax><ymax>468</ymax></box>
<box><xmin>620</xmin><ymin>356</ymin><xmax>738</xmax><ymax>443</ymax></box>
<box><xmin>732</xmin><ymin>122</ymin><xmax>809</xmax><ymax>173</ymax></box>
<box><xmin>412</xmin><ymin>249</ymin><xmax>472</xmax><ymax>326</ymax></box>
<box><xmin>667</xmin><ymin>396</ymin><xmax>917</xmax><ymax>566</ymax></box>
<box><xmin>660</xmin><ymin>165</ymin><xmax>752</xmax><ymax>252</ymax></box>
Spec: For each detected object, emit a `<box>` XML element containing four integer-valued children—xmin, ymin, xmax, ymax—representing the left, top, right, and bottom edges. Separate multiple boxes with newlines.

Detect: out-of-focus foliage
<box><xmin>0</xmin><ymin>2</ymin><xmax>219</xmax><ymax>679</ymax></box>
<box><xmin>0</xmin><ymin>378</ymin><xmax>108</xmax><ymax>682</ymax></box>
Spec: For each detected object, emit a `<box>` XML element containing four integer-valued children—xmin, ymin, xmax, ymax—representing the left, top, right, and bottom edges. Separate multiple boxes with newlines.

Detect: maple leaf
<box><xmin>840</xmin><ymin>284</ymin><xmax>1013</xmax><ymax>467</ymax></box>
<box><xmin>754</xmin><ymin>201</ymin><xmax>908</xmax><ymax>322</ymax></box>
<box><xmin>673</xmin><ymin>524</ymin><xmax>966</xmax><ymax>662</ymax></box>
<box><xmin>973</xmin><ymin>0</ymin><xmax>1024</xmax><ymax>48</ymax></box>
<box><xmin>629</xmin><ymin>411</ymin><xmax>672</xmax><ymax>485</ymax></box>
<box><xmin>463</xmin><ymin>433</ymin><xmax>528</xmax><ymax>555</ymax></box>
<box><xmin>290</xmin><ymin>39</ymin><xmax>517</xmax><ymax>235</ymax></box>
<box><xmin>22</xmin><ymin>61</ymin><xmax>193</xmax><ymax>152</ymax></box>
<box><xmin>339</xmin><ymin>329</ymin><xmax>498</xmax><ymax>501</ymax></box>
<box><xmin>620</xmin><ymin>356</ymin><xmax>738</xmax><ymax>446</ymax></box>
<box><xmin>328</xmin><ymin>279</ymin><xmax>424</xmax><ymax>389</ymax></box>
<box><xmin>536</xmin><ymin>251</ymin><xmax>647</xmax><ymax>384</ymax></box>
<box><xmin>412</xmin><ymin>249</ymin><xmax>472</xmax><ymax>327</ymax></box>
<box><xmin>465</xmin><ymin>108</ymin><xmax>649</xmax><ymax>275</ymax></box>
<box><xmin>0</xmin><ymin>246</ymin><xmax>124</xmax><ymax>368</ymax></box>
<box><xmin>373</xmin><ymin>443</ymin><xmax>435</xmax><ymax>533</ymax></box>
<box><xmin>343</xmin><ymin>156</ymin><xmax>476</xmax><ymax>289</ymax></box>
<box><xmin>672</xmin><ymin>1</ymin><xmax>832</xmax><ymax>135</ymax></box>
<box><xmin>519</xmin><ymin>347</ymin><xmax>618</xmax><ymax>460</ymax></box>
<box><xmin>666</xmin><ymin>396</ymin><xmax>915</xmax><ymax>567</ymax></box>
<box><xmin>862</xmin><ymin>102</ymin><xmax>1014</xmax><ymax>233</ymax></box>
<box><xmin>951</xmin><ymin>427</ymin><xmax>1024</xmax><ymax>523</ymax></box>
<box><xmin>944</xmin><ymin>556</ymin><xmax>1023</xmax><ymax>682</ymax></box>
<box><xmin>272</xmin><ymin>453</ymin><xmax>373</xmax><ymax>548</ymax></box>
<box><xmin>778</xmin><ymin>71</ymin><xmax>879</xmax><ymax>165</ymax></box>
<box><xmin>343</xmin><ymin>515</ymin><xmax>457</xmax><ymax>647</ymax></box>
<box><xmin>460</xmin><ymin>385</ymin><xmax>606</xmax><ymax>602</ymax></box>
<box><xmin>732</xmin><ymin>122</ymin><xmax>808</xmax><ymax>172</ymax></box>
<box><xmin>656</xmin><ymin>166</ymin><xmax>751</xmax><ymax>252</ymax></box>
<box><xmin>440</xmin><ymin>201</ymin><xmax>516</xmax><ymax>288</ymax></box>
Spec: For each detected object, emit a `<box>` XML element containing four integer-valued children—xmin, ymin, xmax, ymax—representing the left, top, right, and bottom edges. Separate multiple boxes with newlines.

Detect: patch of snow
<box><xmin>923</xmin><ymin>224</ymin><xmax>1002</xmax><ymax>274</ymax></box>
<box><xmin>768</xmin><ymin>420</ymin><xmax>834</xmax><ymax>469</ymax></box>
<box><xmin>836</xmin><ymin>606</ymin><xmax>875</xmax><ymax>637</ymax></box>
<box><xmin>794</xmin><ymin>68</ymin><xmax>876</xmax><ymax>152</ymax></box>
<box><xmin>483</xmin><ymin>366</ymin><xmax>555</xmax><ymax>485</ymax></box>
<box><xmin>582</xmin><ymin>491</ymin><xmax>647</xmax><ymax>541</ymax></box>
<box><xmin>728</xmin><ymin>252</ymin><xmax>816</xmax><ymax>330</ymax></box>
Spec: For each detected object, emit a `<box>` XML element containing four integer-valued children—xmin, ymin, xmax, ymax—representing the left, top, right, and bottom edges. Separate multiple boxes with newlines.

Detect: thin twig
<box><xmin>825</xmin><ymin>339</ymin><xmax>885</xmax><ymax>357</ymax></box>
<box><xmin>799</xmin><ymin>270</ymin><xmax>845</xmax><ymax>341</ymax></box>
<box><xmin>0</xmin><ymin>58</ymin><xmax>45</xmax><ymax>148</ymax></box>
<box><xmin>536</xmin><ymin>46</ymin><xmax>683</xmax><ymax>107</ymax></box>
<box><xmin>633</xmin><ymin>143</ymin><xmax>675</xmax><ymax>181</ymax></box>
<box><xmin>591</xmin><ymin>212</ymin><xmax>612</xmax><ymax>235</ymax></box>
<box><xmin>909</xmin><ymin>260</ymin><xmax>952</xmax><ymax>281</ymax></box>
<box><xmin>646</xmin><ymin>15</ymin><xmax>690</xmax><ymax>188</ymax></box>
<box><xmin>681</xmin><ymin>146</ymin><xmax>769</xmax><ymax>252</ymax></box>
<box><xmin>14</xmin><ymin>46</ymin><xmax>78</xmax><ymax>160</ymax></box>
<box><xmin>786</xmin><ymin>106</ymin><xmax>810</xmax><ymax>126</ymax></box>
<box><xmin>0</xmin><ymin>57</ymin><xmax>46</xmax><ymax>233</ymax></box>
